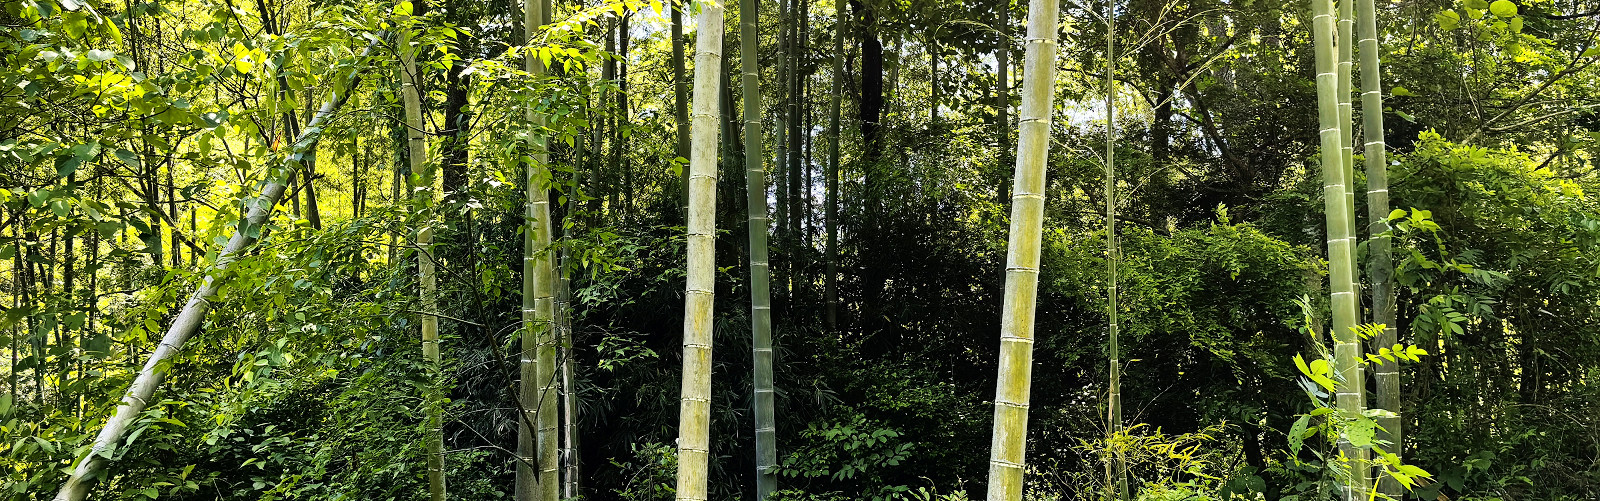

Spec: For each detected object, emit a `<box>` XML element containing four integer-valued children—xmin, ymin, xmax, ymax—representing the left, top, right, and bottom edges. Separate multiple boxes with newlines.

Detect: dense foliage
<box><xmin>2</xmin><ymin>0</ymin><xmax>1598</xmax><ymax>499</ymax></box>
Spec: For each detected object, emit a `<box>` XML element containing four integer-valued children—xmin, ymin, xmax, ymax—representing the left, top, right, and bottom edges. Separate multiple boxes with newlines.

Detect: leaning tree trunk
<box><xmin>984</xmin><ymin>0</ymin><xmax>1059</xmax><ymax>498</ymax></box>
<box><xmin>675</xmin><ymin>1</ymin><xmax>724</xmax><ymax>500</ymax></box>
<box><xmin>740</xmin><ymin>0</ymin><xmax>778</xmax><ymax>496</ymax></box>
<box><xmin>516</xmin><ymin>0</ymin><xmax>559</xmax><ymax>500</ymax></box>
<box><xmin>50</xmin><ymin>40</ymin><xmax>379</xmax><ymax>501</ymax></box>
<box><xmin>823</xmin><ymin>0</ymin><xmax>843</xmax><ymax>331</ymax></box>
<box><xmin>1357</xmin><ymin>0</ymin><xmax>1399</xmax><ymax>496</ymax></box>
<box><xmin>397</xmin><ymin>8</ymin><xmax>446</xmax><ymax>500</ymax></box>
<box><xmin>1310</xmin><ymin>1</ymin><xmax>1367</xmax><ymax>499</ymax></box>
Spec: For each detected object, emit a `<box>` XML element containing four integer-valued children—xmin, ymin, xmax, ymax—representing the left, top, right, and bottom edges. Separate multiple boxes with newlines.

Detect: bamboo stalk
<box><xmin>985</xmin><ymin>0</ymin><xmax>1059</xmax><ymax>498</ymax></box>
<box><xmin>675</xmin><ymin>1</ymin><xmax>725</xmax><ymax>499</ymax></box>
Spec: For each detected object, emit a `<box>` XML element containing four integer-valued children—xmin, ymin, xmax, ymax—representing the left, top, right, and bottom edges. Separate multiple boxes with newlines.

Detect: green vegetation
<box><xmin>3</xmin><ymin>0</ymin><xmax>1599</xmax><ymax>500</ymax></box>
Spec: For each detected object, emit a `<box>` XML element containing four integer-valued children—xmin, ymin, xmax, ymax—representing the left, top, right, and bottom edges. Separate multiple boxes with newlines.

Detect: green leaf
<box><xmin>1288</xmin><ymin>415</ymin><xmax>1310</xmax><ymax>455</ymax></box>
<box><xmin>114</xmin><ymin>149</ymin><xmax>141</xmax><ymax>168</ymax></box>
<box><xmin>1391</xmin><ymin>86</ymin><xmax>1414</xmax><ymax>97</ymax></box>
<box><xmin>1294</xmin><ymin>354</ymin><xmax>1312</xmax><ymax>377</ymax></box>
<box><xmin>1464</xmin><ymin>0</ymin><xmax>1488</xmax><ymax>9</ymax></box>
<box><xmin>394</xmin><ymin>1</ymin><xmax>413</xmax><ymax>16</ymax></box>
<box><xmin>1435</xmin><ymin>10</ymin><xmax>1461</xmax><ymax>30</ymax></box>
<box><xmin>1347</xmin><ymin>418</ymin><xmax>1377</xmax><ymax>447</ymax></box>
<box><xmin>1489</xmin><ymin>0</ymin><xmax>1517</xmax><ymax>17</ymax></box>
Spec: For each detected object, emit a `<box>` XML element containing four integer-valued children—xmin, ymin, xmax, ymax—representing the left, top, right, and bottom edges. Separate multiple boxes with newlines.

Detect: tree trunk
<box><xmin>673</xmin><ymin>1</ymin><xmax>691</xmax><ymax>218</ymax></box>
<box><xmin>823</xmin><ymin>0</ymin><xmax>843</xmax><ymax>331</ymax></box>
<box><xmin>1103</xmin><ymin>3</ymin><xmax>1128</xmax><ymax>498</ymax></box>
<box><xmin>50</xmin><ymin>41</ymin><xmax>376</xmax><ymax>501</ymax></box>
<box><xmin>996</xmin><ymin>1</ymin><xmax>1010</xmax><ymax>205</ymax></box>
<box><xmin>740</xmin><ymin>0</ymin><xmax>777</xmax><ymax>495</ymax></box>
<box><xmin>1357</xmin><ymin>0</ymin><xmax>1399</xmax><ymax>495</ymax></box>
<box><xmin>1309</xmin><ymin>1</ymin><xmax>1367</xmax><ymax>499</ymax></box>
<box><xmin>788</xmin><ymin>0</ymin><xmax>807</xmax><ymax>301</ymax></box>
<box><xmin>621</xmin><ymin>14</ymin><xmax>634</xmax><ymax>222</ymax></box>
<box><xmin>985</xmin><ymin>0</ymin><xmax>1059</xmax><ymax>498</ymax></box>
<box><xmin>774</xmin><ymin>0</ymin><xmax>790</xmax><ymax>297</ymax></box>
<box><xmin>675</xmin><ymin>1</ymin><xmax>725</xmax><ymax>499</ymax></box>
<box><xmin>517</xmin><ymin>0</ymin><xmax>559</xmax><ymax>500</ymax></box>
<box><xmin>398</xmin><ymin>8</ymin><xmax>446</xmax><ymax>500</ymax></box>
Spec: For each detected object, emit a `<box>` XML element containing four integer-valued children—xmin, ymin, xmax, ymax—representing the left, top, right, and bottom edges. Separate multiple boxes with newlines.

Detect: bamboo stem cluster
<box><xmin>1310</xmin><ymin>0</ymin><xmax>1368</xmax><ymax>499</ymax></box>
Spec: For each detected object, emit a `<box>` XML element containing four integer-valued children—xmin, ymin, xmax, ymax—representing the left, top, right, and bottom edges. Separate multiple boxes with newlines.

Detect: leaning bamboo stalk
<box><xmin>985</xmin><ymin>0</ymin><xmax>1059</xmax><ymax>498</ymax></box>
<box><xmin>739</xmin><ymin>0</ymin><xmax>777</xmax><ymax>496</ymax></box>
<box><xmin>1356</xmin><ymin>0</ymin><xmax>1399</xmax><ymax>496</ymax></box>
<box><xmin>675</xmin><ymin>0</ymin><xmax>724</xmax><ymax>499</ymax></box>
<box><xmin>51</xmin><ymin>40</ymin><xmax>379</xmax><ymax>501</ymax></box>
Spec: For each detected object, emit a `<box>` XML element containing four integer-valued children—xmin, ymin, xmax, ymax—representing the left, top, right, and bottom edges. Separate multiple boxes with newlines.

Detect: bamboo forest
<box><xmin>4</xmin><ymin>0</ymin><xmax>1600</xmax><ymax>499</ymax></box>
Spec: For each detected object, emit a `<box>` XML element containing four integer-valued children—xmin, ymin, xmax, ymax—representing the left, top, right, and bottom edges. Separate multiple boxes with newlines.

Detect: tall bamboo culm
<box><xmin>985</xmin><ymin>0</ymin><xmax>1059</xmax><ymax>498</ymax></box>
<box><xmin>51</xmin><ymin>41</ymin><xmax>380</xmax><ymax>501</ymax></box>
<box><xmin>1357</xmin><ymin>0</ymin><xmax>1399</xmax><ymax>496</ymax></box>
<box><xmin>516</xmin><ymin>0</ymin><xmax>559</xmax><ymax>499</ymax></box>
<box><xmin>1102</xmin><ymin>1</ymin><xmax>1128</xmax><ymax>498</ymax></box>
<box><xmin>823</xmin><ymin>0</ymin><xmax>843</xmax><ymax>331</ymax></box>
<box><xmin>1310</xmin><ymin>0</ymin><xmax>1367</xmax><ymax>499</ymax></box>
<box><xmin>676</xmin><ymin>1</ymin><xmax>724</xmax><ymax>499</ymax></box>
<box><xmin>397</xmin><ymin>8</ymin><xmax>445</xmax><ymax>499</ymax></box>
<box><xmin>740</xmin><ymin>0</ymin><xmax>779</xmax><ymax>496</ymax></box>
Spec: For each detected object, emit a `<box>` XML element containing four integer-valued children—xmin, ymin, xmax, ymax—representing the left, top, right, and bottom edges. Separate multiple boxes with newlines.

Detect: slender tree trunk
<box><xmin>788</xmin><ymin>0</ymin><xmax>807</xmax><ymax>302</ymax></box>
<box><xmin>774</xmin><ymin>0</ymin><xmax>790</xmax><ymax>297</ymax></box>
<box><xmin>1103</xmin><ymin>3</ymin><xmax>1128</xmax><ymax>499</ymax></box>
<box><xmin>996</xmin><ymin>1</ymin><xmax>1010</xmax><ymax>205</ymax></box>
<box><xmin>676</xmin><ymin>1</ymin><xmax>724</xmax><ymax>499</ymax></box>
<box><xmin>1357</xmin><ymin>0</ymin><xmax>1399</xmax><ymax>496</ymax></box>
<box><xmin>1338</xmin><ymin>0</ymin><xmax>1358</xmax><ymax>284</ymax></box>
<box><xmin>929</xmin><ymin>36</ymin><xmax>939</xmax><ymax>125</ymax></box>
<box><xmin>740</xmin><ymin>0</ymin><xmax>777</xmax><ymax>496</ymax></box>
<box><xmin>517</xmin><ymin>0</ymin><xmax>559</xmax><ymax>500</ymax></box>
<box><xmin>823</xmin><ymin>0</ymin><xmax>843</xmax><ymax>331</ymax></box>
<box><xmin>985</xmin><ymin>0</ymin><xmax>1060</xmax><ymax>498</ymax></box>
<box><xmin>50</xmin><ymin>42</ymin><xmax>376</xmax><ymax>501</ymax></box>
<box><xmin>1309</xmin><ymin>1</ymin><xmax>1366</xmax><ymax>499</ymax></box>
<box><xmin>617</xmin><ymin>13</ymin><xmax>630</xmax><ymax>222</ymax></box>
<box><xmin>673</xmin><ymin>0</ymin><xmax>691</xmax><ymax>216</ymax></box>
<box><xmin>398</xmin><ymin>9</ymin><xmax>446</xmax><ymax>500</ymax></box>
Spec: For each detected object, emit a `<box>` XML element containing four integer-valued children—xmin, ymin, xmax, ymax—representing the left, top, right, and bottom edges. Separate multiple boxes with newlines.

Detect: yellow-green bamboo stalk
<box><xmin>1311</xmin><ymin>1</ymin><xmax>1366</xmax><ymax>500</ymax></box>
<box><xmin>397</xmin><ymin>7</ymin><xmax>445</xmax><ymax>499</ymax></box>
<box><xmin>740</xmin><ymin>0</ymin><xmax>778</xmax><ymax>496</ymax></box>
<box><xmin>1357</xmin><ymin>0</ymin><xmax>1399</xmax><ymax>496</ymax></box>
<box><xmin>676</xmin><ymin>1</ymin><xmax>724</xmax><ymax>499</ymax></box>
<box><xmin>516</xmin><ymin>0</ymin><xmax>558</xmax><ymax>499</ymax></box>
<box><xmin>1103</xmin><ymin>1</ymin><xmax>1128</xmax><ymax>498</ymax></box>
<box><xmin>985</xmin><ymin>0</ymin><xmax>1059</xmax><ymax>498</ymax></box>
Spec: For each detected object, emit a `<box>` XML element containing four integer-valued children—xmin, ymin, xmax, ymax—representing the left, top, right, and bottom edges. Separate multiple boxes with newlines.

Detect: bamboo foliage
<box><xmin>676</xmin><ymin>0</ymin><xmax>724</xmax><ymax>499</ymax></box>
<box><xmin>50</xmin><ymin>41</ymin><xmax>380</xmax><ymax>501</ymax></box>
<box><xmin>739</xmin><ymin>0</ymin><xmax>778</xmax><ymax>496</ymax></box>
<box><xmin>985</xmin><ymin>0</ymin><xmax>1059</xmax><ymax>498</ymax></box>
<box><xmin>1357</xmin><ymin>0</ymin><xmax>1399</xmax><ymax>496</ymax></box>
<box><xmin>1309</xmin><ymin>0</ymin><xmax>1367</xmax><ymax>499</ymax></box>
